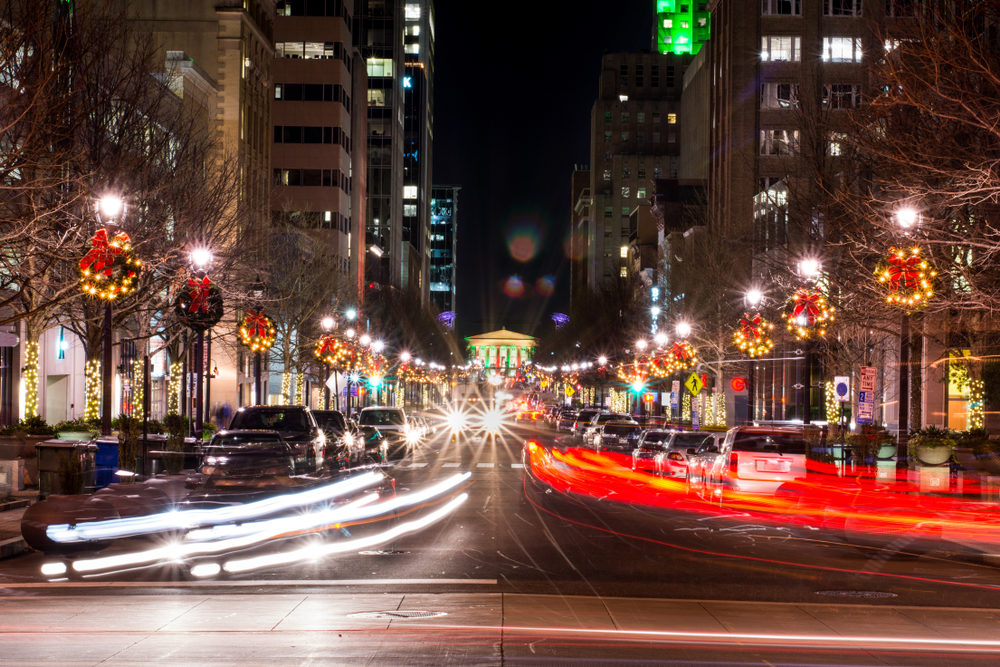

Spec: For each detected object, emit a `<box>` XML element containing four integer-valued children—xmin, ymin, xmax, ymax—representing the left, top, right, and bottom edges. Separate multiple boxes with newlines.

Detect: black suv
<box><xmin>227</xmin><ymin>405</ymin><xmax>326</xmax><ymax>473</ymax></box>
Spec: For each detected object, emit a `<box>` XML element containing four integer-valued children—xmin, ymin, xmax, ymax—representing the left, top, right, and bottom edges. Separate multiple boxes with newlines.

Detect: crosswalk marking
<box><xmin>442</xmin><ymin>462</ymin><xmax>461</xmax><ymax>468</ymax></box>
<box><xmin>407</xmin><ymin>462</ymin><xmax>428</xmax><ymax>468</ymax></box>
<box><xmin>510</xmin><ymin>463</ymin><xmax>524</xmax><ymax>469</ymax></box>
<box><xmin>476</xmin><ymin>462</ymin><xmax>495</xmax><ymax>469</ymax></box>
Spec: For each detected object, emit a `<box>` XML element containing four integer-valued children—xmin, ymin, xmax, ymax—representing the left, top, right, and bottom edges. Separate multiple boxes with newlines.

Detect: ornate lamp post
<box><xmin>321</xmin><ymin>315</ymin><xmax>335</xmax><ymax>409</ymax></box>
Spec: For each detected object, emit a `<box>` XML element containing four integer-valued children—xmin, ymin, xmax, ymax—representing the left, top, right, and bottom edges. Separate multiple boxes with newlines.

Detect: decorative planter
<box><xmin>56</xmin><ymin>431</ymin><xmax>96</xmax><ymax>442</ymax></box>
<box><xmin>876</xmin><ymin>443</ymin><xmax>897</xmax><ymax>460</ymax></box>
<box><xmin>915</xmin><ymin>444</ymin><xmax>952</xmax><ymax>466</ymax></box>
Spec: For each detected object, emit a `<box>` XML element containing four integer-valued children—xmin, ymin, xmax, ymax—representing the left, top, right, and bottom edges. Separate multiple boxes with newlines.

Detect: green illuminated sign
<box><xmin>656</xmin><ymin>0</ymin><xmax>710</xmax><ymax>56</ymax></box>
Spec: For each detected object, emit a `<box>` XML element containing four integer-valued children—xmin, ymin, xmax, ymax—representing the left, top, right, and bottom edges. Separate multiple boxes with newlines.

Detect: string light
<box><xmin>79</xmin><ymin>230</ymin><xmax>142</xmax><ymax>300</ymax></box>
<box><xmin>734</xmin><ymin>313</ymin><xmax>775</xmax><ymax>358</ymax></box>
<box><xmin>84</xmin><ymin>360</ymin><xmax>102</xmax><ymax>421</ymax></box>
<box><xmin>132</xmin><ymin>359</ymin><xmax>145</xmax><ymax>420</ymax></box>
<box><xmin>238</xmin><ymin>311</ymin><xmax>277</xmax><ymax>352</ymax></box>
<box><xmin>877</xmin><ymin>246</ymin><xmax>936</xmax><ymax>307</ymax></box>
<box><xmin>168</xmin><ymin>362</ymin><xmax>182</xmax><ymax>414</ymax></box>
<box><xmin>23</xmin><ymin>341</ymin><xmax>39</xmax><ymax>418</ymax></box>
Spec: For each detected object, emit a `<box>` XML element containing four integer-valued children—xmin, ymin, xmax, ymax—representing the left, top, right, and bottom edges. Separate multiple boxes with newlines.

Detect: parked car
<box><xmin>311</xmin><ymin>409</ymin><xmax>363</xmax><ymax>467</ymax></box>
<box><xmin>571</xmin><ymin>409</ymin><xmax>604</xmax><ymax>437</ymax></box>
<box><xmin>631</xmin><ymin>429</ymin><xmax>674</xmax><ymax>472</ymax></box>
<box><xmin>357</xmin><ymin>406</ymin><xmax>410</xmax><ymax>459</ymax></box>
<box><xmin>198</xmin><ymin>430</ymin><xmax>296</xmax><ymax>483</ymax></box>
<box><xmin>653</xmin><ymin>431</ymin><xmax>726</xmax><ymax>480</ymax></box>
<box><xmin>556</xmin><ymin>409</ymin><xmax>579</xmax><ymax>432</ymax></box>
<box><xmin>687</xmin><ymin>425</ymin><xmax>824</xmax><ymax>499</ymax></box>
<box><xmin>584</xmin><ymin>412</ymin><xmax>635</xmax><ymax>442</ymax></box>
<box><xmin>593</xmin><ymin>421</ymin><xmax>644</xmax><ymax>451</ymax></box>
<box><xmin>227</xmin><ymin>405</ymin><xmax>326</xmax><ymax>472</ymax></box>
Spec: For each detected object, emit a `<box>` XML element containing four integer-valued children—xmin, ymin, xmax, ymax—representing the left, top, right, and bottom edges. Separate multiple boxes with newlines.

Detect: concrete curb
<box><xmin>0</xmin><ymin>535</ymin><xmax>28</xmax><ymax>560</ymax></box>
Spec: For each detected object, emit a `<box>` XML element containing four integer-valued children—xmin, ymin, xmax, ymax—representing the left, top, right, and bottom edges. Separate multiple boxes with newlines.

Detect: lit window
<box><xmin>366</xmin><ymin>58</ymin><xmax>394</xmax><ymax>78</ymax></box>
<box><xmin>404</xmin><ymin>204</ymin><xmax>417</xmax><ymax>216</ymax></box>
<box><xmin>602</xmin><ymin>169</ymin><xmax>611</xmax><ymax>181</ymax></box>
<box><xmin>405</xmin><ymin>44</ymin><xmax>420</xmax><ymax>55</ymax></box>
<box><xmin>680</xmin><ymin>21</ymin><xmax>689</xmax><ymax>29</ymax></box>
<box><xmin>405</xmin><ymin>3</ymin><xmax>421</xmax><ymax>19</ymax></box>
<box><xmin>621</xmin><ymin>186</ymin><xmax>630</xmax><ymax>198</ymax></box>
<box><xmin>324</xmin><ymin>211</ymin><xmax>332</xmax><ymax>222</ymax></box>
<box><xmin>760</xmin><ymin>82</ymin><xmax>800</xmax><ymax>109</ymax></box>
<box><xmin>619</xmin><ymin>94</ymin><xmax>629</xmax><ymax>102</ymax></box>
<box><xmin>760</xmin><ymin>129</ymin><xmax>800</xmax><ymax>155</ymax></box>
<box><xmin>637</xmin><ymin>188</ymin><xmax>647</xmax><ymax>199</ymax></box>
<box><xmin>828</xmin><ymin>132</ymin><xmax>848</xmax><ymax>156</ymax></box>
<box><xmin>762</xmin><ymin>0</ymin><xmax>801</xmax><ymax>15</ymax></box>
<box><xmin>620</xmin><ymin>266</ymin><xmax>628</xmax><ymax>278</ymax></box>
<box><xmin>761</xmin><ymin>35</ymin><xmax>801</xmax><ymax>62</ymax></box>
<box><xmin>823</xmin><ymin>83</ymin><xmax>861</xmax><ymax>108</ymax></box>
<box><xmin>403</xmin><ymin>185</ymin><xmax>418</xmax><ymax>199</ymax></box>
<box><xmin>667</xmin><ymin>113</ymin><xmax>677</xmax><ymax>124</ymax></box>
<box><xmin>620</xmin><ymin>246</ymin><xmax>628</xmax><ymax>258</ymax></box>
<box><xmin>825</xmin><ymin>0</ymin><xmax>861</xmax><ymax>17</ymax></box>
<box><xmin>822</xmin><ymin>37</ymin><xmax>863</xmax><ymax>63</ymax></box>
<box><xmin>663</xmin><ymin>19</ymin><xmax>672</xmax><ymax>28</ymax></box>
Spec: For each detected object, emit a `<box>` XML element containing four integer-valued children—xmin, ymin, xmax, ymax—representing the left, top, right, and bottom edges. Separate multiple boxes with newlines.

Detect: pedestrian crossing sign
<box><xmin>685</xmin><ymin>372</ymin><xmax>704</xmax><ymax>396</ymax></box>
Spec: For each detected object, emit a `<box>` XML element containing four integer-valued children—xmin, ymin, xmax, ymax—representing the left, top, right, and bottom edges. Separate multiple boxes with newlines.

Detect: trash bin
<box><xmin>36</xmin><ymin>440</ymin><xmax>96</xmax><ymax>498</ymax></box>
<box><xmin>94</xmin><ymin>437</ymin><xmax>120</xmax><ymax>489</ymax></box>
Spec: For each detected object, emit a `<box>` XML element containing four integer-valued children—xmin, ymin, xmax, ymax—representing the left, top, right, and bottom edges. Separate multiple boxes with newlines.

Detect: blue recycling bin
<box><xmin>94</xmin><ymin>438</ymin><xmax>119</xmax><ymax>489</ymax></box>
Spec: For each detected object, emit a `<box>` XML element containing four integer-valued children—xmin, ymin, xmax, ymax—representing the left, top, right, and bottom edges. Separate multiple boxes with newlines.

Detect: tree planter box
<box><xmin>915</xmin><ymin>444</ymin><xmax>953</xmax><ymax>466</ymax></box>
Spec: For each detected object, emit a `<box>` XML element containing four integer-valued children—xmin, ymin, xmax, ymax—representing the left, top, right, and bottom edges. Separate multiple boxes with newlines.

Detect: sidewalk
<box><xmin>0</xmin><ymin>489</ymin><xmax>36</xmax><ymax>560</ymax></box>
<box><xmin>0</xmin><ymin>591</ymin><xmax>998</xmax><ymax>665</ymax></box>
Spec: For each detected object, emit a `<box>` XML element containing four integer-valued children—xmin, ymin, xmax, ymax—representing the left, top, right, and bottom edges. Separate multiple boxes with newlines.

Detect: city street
<box><xmin>3</xmin><ymin>419</ymin><xmax>1000</xmax><ymax>664</ymax></box>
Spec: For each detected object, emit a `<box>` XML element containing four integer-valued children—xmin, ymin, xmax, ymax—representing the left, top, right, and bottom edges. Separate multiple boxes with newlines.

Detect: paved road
<box><xmin>2</xmin><ymin>419</ymin><xmax>1000</xmax><ymax>664</ymax></box>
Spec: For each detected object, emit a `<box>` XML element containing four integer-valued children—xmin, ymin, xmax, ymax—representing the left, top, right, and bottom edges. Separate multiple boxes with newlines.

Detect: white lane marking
<box><xmin>0</xmin><ymin>579</ymin><xmax>498</xmax><ymax>590</ymax></box>
<box><xmin>510</xmin><ymin>463</ymin><xmax>524</xmax><ymax>469</ymax></box>
<box><xmin>407</xmin><ymin>462</ymin><xmax>429</xmax><ymax>468</ymax></box>
<box><xmin>443</xmin><ymin>462</ymin><xmax>461</xmax><ymax>468</ymax></box>
<box><xmin>476</xmin><ymin>462</ymin><xmax>495</xmax><ymax>469</ymax></box>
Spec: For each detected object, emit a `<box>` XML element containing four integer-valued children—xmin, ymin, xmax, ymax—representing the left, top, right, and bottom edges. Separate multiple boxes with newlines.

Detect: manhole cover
<box><xmin>347</xmin><ymin>610</ymin><xmax>448</xmax><ymax>619</ymax></box>
<box><xmin>815</xmin><ymin>590</ymin><xmax>898</xmax><ymax>599</ymax></box>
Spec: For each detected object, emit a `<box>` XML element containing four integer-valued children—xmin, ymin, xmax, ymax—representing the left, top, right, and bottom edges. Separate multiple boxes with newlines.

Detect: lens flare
<box><xmin>506</xmin><ymin>221</ymin><xmax>541</xmax><ymax>262</ymax></box>
<box><xmin>503</xmin><ymin>275</ymin><xmax>525</xmax><ymax>298</ymax></box>
<box><xmin>535</xmin><ymin>275</ymin><xmax>555</xmax><ymax>296</ymax></box>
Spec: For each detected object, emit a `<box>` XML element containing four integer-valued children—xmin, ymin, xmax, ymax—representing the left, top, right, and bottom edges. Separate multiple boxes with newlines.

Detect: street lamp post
<box><xmin>95</xmin><ymin>194</ymin><xmax>125</xmax><ymax>437</ymax></box>
<box><xmin>894</xmin><ymin>206</ymin><xmax>919</xmax><ymax>472</ymax></box>
<box><xmin>321</xmin><ymin>316</ymin><xmax>335</xmax><ymax>410</ymax></box>
<box><xmin>251</xmin><ymin>277</ymin><xmax>265</xmax><ymax>405</ymax></box>
<box><xmin>797</xmin><ymin>259</ymin><xmax>822</xmax><ymax>424</ymax></box>
<box><xmin>190</xmin><ymin>248</ymin><xmax>212</xmax><ymax>439</ymax></box>
<box><xmin>745</xmin><ymin>288</ymin><xmax>764</xmax><ymax>424</ymax></box>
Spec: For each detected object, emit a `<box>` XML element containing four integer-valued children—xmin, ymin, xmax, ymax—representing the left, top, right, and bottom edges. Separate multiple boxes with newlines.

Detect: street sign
<box><xmin>685</xmin><ymin>372</ymin><xmax>704</xmax><ymax>396</ymax></box>
<box><xmin>0</xmin><ymin>332</ymin><xmax>18</xmax><ymax>347</ymax></box>
<box><xmin>564</xmin><ymin>386</ymin><xmax>575</xmax><ymax>397</ymax></box>
<box><xmin>857</xmin><ymin>389</ymin><xmax>877</xmax><ymax>425</ymax></box>
<box><xmin>691</xmin><ymin>407</ymin><xmax>700</xmax><ymax>430</ymax></box>
<box><xmin>730</xmin><ymin>377</ymin><xmax>747</xmax><ymax>393</ymax></box>
<box><xmin>325</xmin><ymin>374</ymin><xmax>337</xmax><ymax>391</ymax></box>
<box><xmin>860</xmin><ymin>366</ymin><xmax>877</xmax><ymax>392</ymax></box>
<box><xmin>834</xmin><ymin>376</ymin><xmax>850</xmax><ymax>402</ymax></box>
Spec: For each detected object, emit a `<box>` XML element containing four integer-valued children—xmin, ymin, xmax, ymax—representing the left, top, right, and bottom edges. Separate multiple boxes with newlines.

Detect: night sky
<box><xmin>433</xmin><ymin>1</ymin><xmax>654</xmax><ymax>339</ymax></box>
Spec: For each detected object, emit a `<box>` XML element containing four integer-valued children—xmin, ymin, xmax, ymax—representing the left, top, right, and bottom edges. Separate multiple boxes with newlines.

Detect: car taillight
<box><xmin>729</xmin><ymin>452</ymin><xmax>739</xmax><ymax>476</ymax></box>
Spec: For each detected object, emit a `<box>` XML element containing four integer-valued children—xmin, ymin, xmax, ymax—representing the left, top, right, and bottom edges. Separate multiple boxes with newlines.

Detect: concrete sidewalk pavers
<box><xmin>0</xmin><ymin>592</ymin><xmax>999</xmax><ymax>665</ymax></box>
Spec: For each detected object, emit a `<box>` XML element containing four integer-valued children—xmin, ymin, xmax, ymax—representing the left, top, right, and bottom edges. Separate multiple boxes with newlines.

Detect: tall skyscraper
<box><xmin>271</xmin><ymin>0</ymin><xmax>367</xmax><ymax>304</ymax></box>
<box><xmin>587</xmin><ymin>52</ymin><xmax>689</xmax><ymax>290</ymax></box>
<box><xmin>429</xmin><ymin>185</ymin><xmax>459</xmax><ymax>314</ymax></box>
<box><xmin>360</xmin><ymin>0</ymin><xmax>434</xmax><ymax>301</ymax></box>
<box><xmin>655</xmin><ymin>0</ymin><xmax>711</xmax><ymax>55</ymax></box>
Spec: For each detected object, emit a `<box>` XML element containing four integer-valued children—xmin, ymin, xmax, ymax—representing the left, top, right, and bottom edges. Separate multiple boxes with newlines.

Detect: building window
<box><xmin>825</xmin><ymin>0</ymin><xmax>862</xmax><ymax>16</ymax></box>
<box><xmin>761</xmin><ymin>35</ymin><xmax>801</xmax><ymax>62</ymax></box>
<box><xmin>886</xmin><ymin>0</ymin><xmax>916</xmax><ymax>17</ymax></box>
<box><xmin>621</xmin><ymin>111</ymin><xmax>630</xmax><ymax>123</ymax></box>
<box><xmin>636</xmin><ymin>132</ymin><xmax>645</xmax><ymax>142</ymax></box>
<box><xmin>667</xmin><ymin>113</ymin><xmax>677</xmax><ymax>124</ymax></box>
<box><xmin>403</xmin><ymin>185</ymin><xmax>418</xmax><ymax>199</ymax></box>
<box><xmin>366</xmin><ymin>57</ymin><xmax>393</xmax><ymax>78</ymax></box>
<box><xmin>619</xmin><ymin>245</ymin><xmax>628</xmax><ymax>258</ymax></box>
<box><xmin>827</xmin><ymin>132</ymin><xmax>848</xmax><ymax>156</ymax></box>
<box><xmin>637</xmin><ymin>112</ymin><xmax>645</xmax><ymax>123</ymax></box>
<box><xmin>760</xmin><ymin>129</ymin><xmax>800</xmax><ymax>155</ymax></box>
<box><xmin>602</xmin><ymin>169</ymin><xmax>611</xmax><ymax>181</ymax></box>
<box><xmin>623</xmin><ymin>167</ymin><xmax>631</xmax><ymax>177</ymax></box>
<box><xmin>403</xmin><ymin>204</ymin><xmax>417</xmax><ymax>216</ymax></box>
<box><xmin>603</xmin><ymin>131</ymin><xmax>612</xmax><ymax>143</ymax></box>
<box><xmin>621</xmin><ymin>206</ymin><xmax>630</xmax><ymax>215</ymax></box>
<box><xmin>620</xmin><ymin>266</ymin><xmax>628</xmax><ymax>278</ymax></box>
<box><xmin>621</xmin><ymin>131</ymin><xmax>629</xmax><ymax>141</ymax></box>
<box><xmin>652</xmin><ymin>131</ymin><xmax>661</xmax><ymax>143</ymax></box>
<box><xmin>761</xmin><ymin>0</ymin><xmax>801</xmax><ymax>15</ymax></box>
<box><xmin>637</xmin><ymin>187</ymin><xmax>647</xmax><ymax>199</ymax></box>
<box><xmin>822</xmin><ymin>37</ymin><xmax>863</xmax><ymax>62</ymax></box>
<box><xmin>604</xmin><ymin>111</ymin><xmax>612</xmax><ymax>122</ymax></box>
<box><xmin>637</xmin><ymin>167</ymin><xmax>646</xmax><ymax>178</ymax></box>
<box><xmin>604</xmin><ymin>207</ymin><xmax>613</xmax><ymax>218</ymax></box>
<box><xmin>634</xmin><ymin>63</ymin><xmax>644</xmax><ymax>87</ymax></box>
<box><xmin>367</xmin><ymin>89</ymin><xmax>387</xmax><ymax>106</ymax></box>
<box><xmin>619</xmin><ymin>62</ymin><xmax>628</xmax><ymax>81</ymax></box>
<box><xmin>823</xmin><ymin>83</ymin><xmax>861</xmax><ymax>108</ymax></box>
<box><xmin>668</xmin><ymin>131</ymin><xmax>677</xmax><ymax>143</ymax></box>
<box><xmin>621</xmin><ymin>186</ymin><xmax>631</xmax><ymax>198</ymax></box>
<box><xmin>760</xmin><ymin>82</ymin><xmax>800</xmax><ymax>109</ymax></box>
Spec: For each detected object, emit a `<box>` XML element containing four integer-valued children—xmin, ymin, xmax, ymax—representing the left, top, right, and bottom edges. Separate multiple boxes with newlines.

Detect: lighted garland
<box><xmin>876</xmin><ymin>246</ymin><xmax>936</xmax><ymax>308</ymax></box>
<box><xmin>23</xmin><ymin>341</ymin><xmax>39</xmax><ymax>418</ymax></box>
<box><xmin>167</xmin><ymin>361</ymin><xmax>182</xmax><ymax>414</ymax></box>
<box><xmin>314</xmin><ymin>334</ymin><xmax>350</xmax><ymax>367</ymax></box>
<box><xmin>733</xmin><ymin>312</ymin><xmax>775</xmax><ymax>358</ymax></box>
<box><xmin>131</xmin><ymin>358</ymin><xmax>145</xmax><ymax>420</ymax></box>
<box><xmin>238</xmin><ymin>310</ymin><xmax>277</xmax><ymax>352</ymax></box>
<box><xmin>80</xmin><ymin>229</ymin><xmax>142</xmax><ymax>300</ymax></box>
<box><xmin>84</xmin><ymin>360</ymin><xmax>102</xmax><ymax>421</ymax></box>
<box><xmin>785</xmin><ymin>288</ymin><xmax>834</xmax><ymax>339</ymax></box>
<box><xmin>174</xmin><ymin>275</ymin><xmax>223</xmax><ymax>331</ymax></box>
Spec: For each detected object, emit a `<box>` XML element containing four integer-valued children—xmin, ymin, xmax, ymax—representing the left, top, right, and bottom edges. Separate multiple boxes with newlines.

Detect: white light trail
<box><xmin>46</xmin><ymin>471</ymin><xmax>386</xmax><ymax>543</ymax></box>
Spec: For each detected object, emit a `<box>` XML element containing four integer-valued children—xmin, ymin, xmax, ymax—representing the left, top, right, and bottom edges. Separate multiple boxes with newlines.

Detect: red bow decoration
<box><xmin>243</xmin><ymin>311</ymin><xmax>270</xmax><ymax>338</ymax></box>
<box><xmin>740</xmin><ymin>312</ymin><xmax>762</xmax><ymax>339</ymax></box>
<box><xmin>316</xmin><ymin>334</ymin><xmax>340</xmax><ymax>359</ymax></box>
<box><xmin>186</xmin><ymin>276</ymin><xmax>213</xmax><ymax>313</ymax></box>
<box><xmin>792</xmin><ymin>289</ymin><xmax>821</xmax><ymax>325</ymax></box>
<box><xmin>670</xmin><ymin>342</ymin><xmax>692</xmax><ymax>362</ymax></box>
<box><xmin>80</xmin><ymin>229</ymin><xmax>129</xmax><ymax>277</ymax></box>
<box><xmin>887</xmin><ymin>251</ymin><xmax>921</xmax><ymax>291</ymax></box>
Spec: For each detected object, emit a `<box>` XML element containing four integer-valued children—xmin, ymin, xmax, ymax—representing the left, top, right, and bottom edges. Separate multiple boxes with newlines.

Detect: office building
<box><xmin>429</xmin><ymin>185</ymin><xmax>459</xmax><ymax>314</ymax></box>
